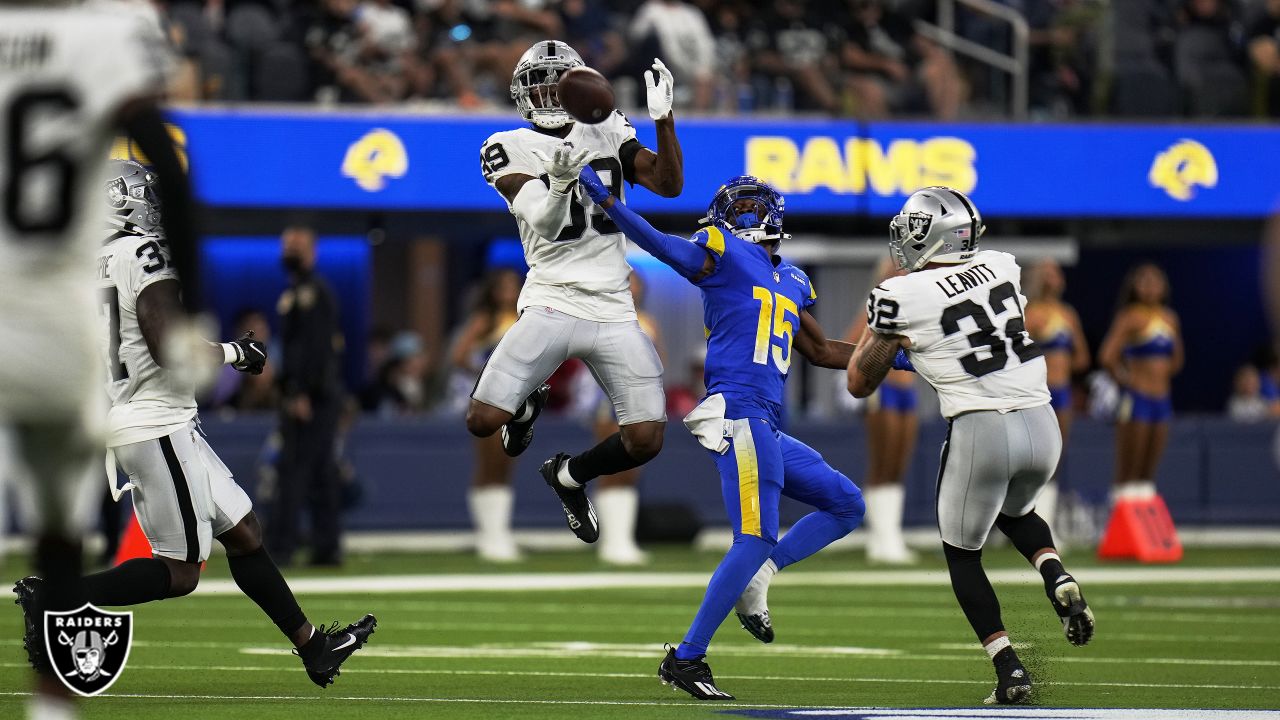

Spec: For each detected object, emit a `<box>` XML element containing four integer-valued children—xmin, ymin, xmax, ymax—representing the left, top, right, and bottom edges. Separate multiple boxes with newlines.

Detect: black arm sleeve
<box><xmin>120</xmin><ymin>104</ymin><xmax>199</xmax><ymax>313</ymax></box>
<box><xmin>619</xmin><ymin>138</ymin><xmax>645</xmax><ymax>187</ymax></box>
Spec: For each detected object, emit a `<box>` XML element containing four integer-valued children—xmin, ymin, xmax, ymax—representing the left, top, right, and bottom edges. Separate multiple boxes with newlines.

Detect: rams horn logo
<box><xmin>1149</xmin><ymin>139</ymin><xmax>1218</xmax><ymax>201</ymax></box>
<box><xmin>343</xmin><ymin>128</ymin><xmax>409</xmax><ymax>192</ymax></box>
<box><xmin>44</xmin><ymin>604</ymin><xmax>133</xmax><ymax>697</ymax></box>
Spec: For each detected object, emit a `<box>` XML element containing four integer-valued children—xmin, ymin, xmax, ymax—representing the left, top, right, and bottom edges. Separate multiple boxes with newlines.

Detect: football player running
<box><xmin>847</xmin><ymin>187</ymin><xmax>1095</xmax><ymax>705</ymax></box>
<box><xmin>472</xmin><ymin>41</ymin><xmax>683</xmax><ymax>543</ymax></box>
<box><xmin>581</xmin><ymin>170</ymin><xmax>900</xmax><ymax>701</ymax></box>
<box><xmin>13</xmin><ymin>161</ymin><xmax>376</xmax><ymax>690</ymax></box>
<box><xmin>0</xmin><ymin>3</ymin><xmax>196</xmax><ymax>715</ymax></box>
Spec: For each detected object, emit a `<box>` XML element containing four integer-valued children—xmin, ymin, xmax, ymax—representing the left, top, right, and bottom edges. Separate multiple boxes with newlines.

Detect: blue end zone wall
<box><xmin>201</xmin><ymin>416</ymin><xmax>1279</xmax><ymax>531</ymax></box>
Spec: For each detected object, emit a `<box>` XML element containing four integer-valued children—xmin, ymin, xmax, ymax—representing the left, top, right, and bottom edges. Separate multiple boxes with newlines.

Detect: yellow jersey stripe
<box><xmin>732</xmin><ymin>420</ymin><xmax>762</xmax><ymax>537</ymax></box>
<box><xmin>703</xmin><ymin>226</ymin><xmax>726</xmax><ymax>257</ymax></box>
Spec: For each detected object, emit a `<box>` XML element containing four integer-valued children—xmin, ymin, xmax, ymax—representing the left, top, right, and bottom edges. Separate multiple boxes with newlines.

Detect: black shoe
<box><xmin>658</xmin><ymin>645</ymin><xmax>734</xmax><ymax>701</ymax></box>
<box><xmin>501</xmin><ymin>384</ymin><xmax>549</xmax><ymax>457</ymax></box>
<box><xmin>12</xmin><ymin>576</ymin><xmax>49</xmax><ymax>672</ymax></box>
<box><xmin>735</xmin><ymin>609</ymin><xmax>774</xmax><ymax>644</ymax></box>
<box><xmin>985</xmin><ymin>646</ymin><xmax>1032</xmax><ymax>705</ymax></box>
<box><xmin>1048</xmin><ymin>573</ymin><xmax>1095</xmax><ymax>647</ymax></box>
<box><xmin>539</xmin><ymin>453</ymin><xmax>599</xmax><ymax>543</ymax></box>
<box><xmin>298</xmin><ymin>614</ymin><xmax>377</xmax><ymax>687</ymax></box>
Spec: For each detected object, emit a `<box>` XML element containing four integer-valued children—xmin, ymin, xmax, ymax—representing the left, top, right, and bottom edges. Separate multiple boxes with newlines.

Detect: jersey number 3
<box><xmin>941</xmin><ymin>281</ymin><xmax>1042</xmax><ymax>377</ymax></box>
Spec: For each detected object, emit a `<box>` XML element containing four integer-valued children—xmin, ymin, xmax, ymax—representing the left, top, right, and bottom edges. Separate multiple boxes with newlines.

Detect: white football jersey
<box><xmin>0</xmin><ymin>7</ymin><xmax>169</xmax><ymax>419</ymax></box>
<box><xmin>481</xmin><ymin>111</ymin><xmax>639</xmax><ymax>322</ymax></box>
<box><xmin>868</xmin><ymin>250</ymin><xmax>1050</xmax><ymax>419</ymax></box>
<box><xmin>97</xmin><ymin>232</ymin><xmax>197</xmax><ymax>447</ymax></box>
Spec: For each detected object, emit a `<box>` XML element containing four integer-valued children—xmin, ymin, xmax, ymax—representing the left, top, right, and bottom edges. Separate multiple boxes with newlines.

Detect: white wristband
<box><xmin>220</xmin><ymin>342</ymin><xmax>242</xmax><ymax>366</ymax></box>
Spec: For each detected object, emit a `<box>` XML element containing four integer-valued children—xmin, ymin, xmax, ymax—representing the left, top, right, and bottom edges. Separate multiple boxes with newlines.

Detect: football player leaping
<box><xmin>847</xmin><ymin>187</ymin><xmax>1095</xmax><ymax>705</ymax></box>
<box><xmin>472</xmin><ymin>41</ymin><xmax>683</xmax><ymax>543</ymax></box>
<box><xmin>13</xmin><ymin>161</ymin><xmax>376</xmax><ymax>689</ymax></box>
<box><xmin>580</xmin><ymin>170</ymin><xmax>914</xmax><ymax>701</ymax></box>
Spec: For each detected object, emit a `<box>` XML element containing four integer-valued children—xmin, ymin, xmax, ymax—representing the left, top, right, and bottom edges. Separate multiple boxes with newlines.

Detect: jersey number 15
<box><xmin>752</xmin><ymin>287</ymin><xmax>797</xmax><ymax>374</ymax></box>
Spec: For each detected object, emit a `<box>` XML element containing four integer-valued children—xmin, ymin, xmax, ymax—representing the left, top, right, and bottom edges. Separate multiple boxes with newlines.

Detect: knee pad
<box><xmin>833</xmin><ymin>476</ymin><xmax>866</xmax><ymax>531</ymax></box>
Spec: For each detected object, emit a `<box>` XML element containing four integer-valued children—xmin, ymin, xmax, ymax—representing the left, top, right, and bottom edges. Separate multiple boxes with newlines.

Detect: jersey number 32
<box><xmin>941</xmin><ymin>281</ymin><xmax>1042</xmax><ymax>378</ymax></box>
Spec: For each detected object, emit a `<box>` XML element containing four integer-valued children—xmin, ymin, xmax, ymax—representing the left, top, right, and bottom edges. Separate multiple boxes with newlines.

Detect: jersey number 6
<box><xmin>941</xmin><ymin>281</ymin><xmax>1042</xmax><ymax>378</ymax></box>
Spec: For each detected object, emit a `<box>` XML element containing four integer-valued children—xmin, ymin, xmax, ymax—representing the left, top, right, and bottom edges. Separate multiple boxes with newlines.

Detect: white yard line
<box><xmin>1</xmin><ymin>691</ymin><xmax>1278</xmax><ymax>717</ymax></box>
<box><xmin>2</xmin><ymin>662</ymin><xmax>1276</xmax><ymax>692</ymax></box>
<box><xmin>185</xmin><ymin>567</ymin><xmax>1280</xmax><ymax>596</ymax></box>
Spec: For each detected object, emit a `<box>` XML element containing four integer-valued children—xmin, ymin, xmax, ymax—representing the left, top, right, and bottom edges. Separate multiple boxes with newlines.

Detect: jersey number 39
<box><xmin>941</xmin><ymin>281</ymin><xmax>1042</xmax><ymax>378</ymax></box>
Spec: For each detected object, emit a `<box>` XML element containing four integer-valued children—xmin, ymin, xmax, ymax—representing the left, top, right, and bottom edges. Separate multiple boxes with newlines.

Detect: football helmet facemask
<box><xmin>105</xmin><ymin>159</ymin><xmax>161</xmax><ymax>237</ymax></box>
<box><xmin>888</xmin><ymin>186</ymin><xmax>985</xmax><ymax>271</ymax></box>
<box><xmin>700</xmin><ymin>175</ymin><xmax>790</xmax><ymax>246</ymax></box>
<box><xmin>511</xmin><ymin>40</ymin><xmax>585</xmax><ymax>130</ymax></box>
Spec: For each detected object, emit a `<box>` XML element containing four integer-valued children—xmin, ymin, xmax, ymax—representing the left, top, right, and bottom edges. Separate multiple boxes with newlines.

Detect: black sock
<box><xmin>298</xmin><ymin>627</ymin><xmax>327</xmax><ymax>662</ymax></box>
<box><xmin>567</xmin><ymin>432</ymin><xmax>640</xmax><ymax>484</ymax></box>
<box><xmin>82</xmin><ymin>558</ymin><xmax>171</xmax><ymax>606</ymax></box>
<box><xmin>35</xmin><ymin>534</ymin><xmax>85</xmax><ymax>612</ymax></box>
<box><xmin>227</xmin><ymin>545</ymin><xmax>307</xmax><ymax>638</ymax></box>
<box><xmin>993</xmin><ymin>645</ymin><xmax>1020</xmax><ymax>668</ymax></box>
<box><xmin>943</xmin><ymin>542</ymin><xmax>1005</xmax><ymax>641</ymax></box>
<box><xmin>994</xmin><ymin>511</ymin><xmax>1065</xmax><ymax>584</ymax></box>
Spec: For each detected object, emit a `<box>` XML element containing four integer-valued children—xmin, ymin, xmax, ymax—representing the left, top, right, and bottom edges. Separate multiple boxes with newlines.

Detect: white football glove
<box><xmin>530</xmin><ymin>145</ymin><xmax>593</xmax><ymax>194</ymax></box>
<box><xmin>646</xmin><ymin>57</ymin><xmax>674</xmax><ymax>120</ymax></box>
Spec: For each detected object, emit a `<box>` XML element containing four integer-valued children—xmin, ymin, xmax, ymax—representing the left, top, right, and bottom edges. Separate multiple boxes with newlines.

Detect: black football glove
<box><xmin>230</xmin><ymin>331</ymin><xmax>267</xmax><ymax>375</ymax></box>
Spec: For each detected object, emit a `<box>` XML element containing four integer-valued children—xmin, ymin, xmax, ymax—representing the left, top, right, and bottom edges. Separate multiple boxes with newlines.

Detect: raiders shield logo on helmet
<box><xmin>43</xmin><ymin>604</ymin><xmax>133</xmax><ymax>697</ymax></box>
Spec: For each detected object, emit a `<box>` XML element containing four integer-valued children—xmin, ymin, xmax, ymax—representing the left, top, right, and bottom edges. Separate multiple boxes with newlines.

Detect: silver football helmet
<box><xmin>511</xmin><ymin>40</ymin><xmax>584</xmax><ymax>130</ymax></box>
<box><xmin>104</xmin><ymin>159</ymin><xmax>161</xmax><ymax>237</ymax></box>
<box><xmin>888</xmin><ymin>186</ymin><xmax>985</xmax><ymax>271</ymax></box>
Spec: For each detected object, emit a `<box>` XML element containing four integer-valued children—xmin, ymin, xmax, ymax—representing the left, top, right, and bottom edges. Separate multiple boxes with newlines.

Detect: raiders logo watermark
<box><xmin>43</xmin><ymin>604</ymin><xmax>133</xmax><ymax>697</ymax></box>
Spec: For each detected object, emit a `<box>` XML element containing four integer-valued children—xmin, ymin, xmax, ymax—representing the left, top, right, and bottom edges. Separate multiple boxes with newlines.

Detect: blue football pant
<box><xmin>677</xmin><ymin>417</ymin><xmax>864</xmax><ymax>659</ymax></box>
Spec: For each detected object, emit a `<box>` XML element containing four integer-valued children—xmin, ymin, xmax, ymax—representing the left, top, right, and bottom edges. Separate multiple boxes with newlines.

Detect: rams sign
<box><xmin>166</xmin><ymin>109</ymin><xmax>1280</xmax><ymax>218</ymax></box>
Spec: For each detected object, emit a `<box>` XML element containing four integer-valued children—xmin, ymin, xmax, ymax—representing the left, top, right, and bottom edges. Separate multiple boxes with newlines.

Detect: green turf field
<box><xmin>2</xmin><ymin>547</ymin><xmax>1279</xmax><ymax>719</ymax></box>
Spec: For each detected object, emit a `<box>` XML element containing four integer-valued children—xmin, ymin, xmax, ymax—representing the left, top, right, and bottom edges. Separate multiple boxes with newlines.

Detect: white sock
<box><xmin>595</xmin><ymin>486</ymin><xmax>641</xmax><ymax>555</ymax></box>
<box><xmin>1033</xmin><ymin>551</ymin><xmax>1061</xmax><ymax>572</ymax></box>
<box><xmin>984</xmin><ymin>635</ymin><xmax>1012</xmax><ymax>659</ymax></box>
<box><xmin>557</xmin><ymin>460</ymin><xmax>582</xmax><ymax>489</ymax></box>
<box><xmin>513</xmin><ymin>399</ymin><xmax>535</xmax><ymax>423</ymax></box>
<box><xmin>467</xmin><ymin>485</ymin><xmax>517</xmax><ymax>557</ymax></box>
<box><xmin>1133</xmin><ymin>480</ymin><xmax>1157</xmax><ymax>499</ymax></box>
<box><xmin>864</xmin><ymin>484</ymin><xmax>907</xmax><ymax>555</ymax></box>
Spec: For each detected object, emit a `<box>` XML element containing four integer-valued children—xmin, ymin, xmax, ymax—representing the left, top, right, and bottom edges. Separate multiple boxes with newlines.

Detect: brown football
<box><xmin>557</xmin><ymin>66</ymin><xmax>615</xmax><ymax>125</ymax></box>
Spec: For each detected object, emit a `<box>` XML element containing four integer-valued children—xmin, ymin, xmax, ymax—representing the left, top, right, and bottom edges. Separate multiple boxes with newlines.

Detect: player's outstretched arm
<box><xmin>137</xmin><ymin>280</ymin><xmax>267</xmax><ymax>374</ymax></box>
<box><xmin>631</xmin><ymin>59</ymin><xmax>683</xmax><ymax>198</ymax></box>
<box><xmin>847</xmin><ymin>327</ymin><xmax>906</xmax><ymax>398</ymax></box>
<box><xmin>795</xmin><ymin>311</ymin><xmax>856</xmax><ymax>370</ymax></box>
<box><xmin>581</xmin><ymin>167</ymin><xmax>713</xmax><ymax>281</ymax></box>
<box><xmin>498</xmin><ymin>146</ymin><xmax>591</xmax><ymax>240</ymax></box>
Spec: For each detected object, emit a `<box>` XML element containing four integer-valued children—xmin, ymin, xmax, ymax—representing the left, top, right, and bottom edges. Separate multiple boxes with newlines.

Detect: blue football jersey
<box><xmin>691</xmin><ymin>224</ymin><xmax>816</xmax><ymax>426</ymax></box>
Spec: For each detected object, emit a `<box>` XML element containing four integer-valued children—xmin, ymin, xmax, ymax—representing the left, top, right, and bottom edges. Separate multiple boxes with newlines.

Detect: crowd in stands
<box><xmin>147</xmin><ymin>0</ymin><xmax>1280</xmax><ymax>118</ymax></box>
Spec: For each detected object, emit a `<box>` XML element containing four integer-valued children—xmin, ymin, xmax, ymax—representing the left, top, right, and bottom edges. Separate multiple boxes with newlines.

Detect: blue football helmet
<box><xmin>699</xmin><ymin>175</ymin><xmax>790</xmax><ymax>245</ymax></box>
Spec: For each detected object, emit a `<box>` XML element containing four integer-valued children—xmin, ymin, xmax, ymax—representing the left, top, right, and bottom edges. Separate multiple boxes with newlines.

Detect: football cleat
<box><xmin>984</xmin><ymin>646</ymin><xmax>1032</xmax><ymax>705</ymax></box>
<box><xmin>1049</xmin><ymin>574</ymin><xmax>1095</xmax><ymax>647</ymax></box>
<box><xmin>540</xmin><ymin>453</ymin><xmax>599</xmax><ymax>543</ymax></box>
<box><xmin>501</xmin><ymin>384</ymin><xmax>550</xmax><ymax>457</ymax></box>
<box><xmin>734</xmin><ymin>559</ymin><xmax>776</xmax><ymax>643</ymax></box>
<box><xmin>12</xmin><ymin>576</ymin><xmax>50</xmax><ymax>672</ymax></box>
<box><xmin>298</xmin><ymin>614</ymin><xmax>377</xmax><ymax>687</ymax></box>
<box><xmin>658</xmin><ymin>645</ymin><xmax>734</xmax><ymax>701</ymax></box>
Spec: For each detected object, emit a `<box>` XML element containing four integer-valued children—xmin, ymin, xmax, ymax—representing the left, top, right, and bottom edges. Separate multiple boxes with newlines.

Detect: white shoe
<box><xmin>599</xmin><ymin>544</ymin><xmax>649</xmax><ymax>566</ymax></box>
<box><xmin>734</xmin><ymin>559</ymin><xmax>777</xmax><ymax>643</ymax></box>
<box><xmin>868</xmin><ymin>542</ymin><xmax>918</xmax><ymax>566</ymax></box>
<box><xmin>476</xmin><ymin>539</ymin><xmax>522</xmax><ymax>563</ymax></box>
